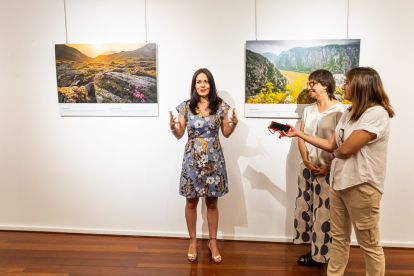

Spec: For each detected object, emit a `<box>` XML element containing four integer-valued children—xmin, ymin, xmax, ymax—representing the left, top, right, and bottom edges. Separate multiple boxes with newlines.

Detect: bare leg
<box><xmin>206</xmin><ymin>196</ymin><xmax>221</xmax><ymax>262</ymax></box>
<box><xmin>185</xmin><ymin>197</ymin><xmax>199</xmax><ymax>260</ymax></box>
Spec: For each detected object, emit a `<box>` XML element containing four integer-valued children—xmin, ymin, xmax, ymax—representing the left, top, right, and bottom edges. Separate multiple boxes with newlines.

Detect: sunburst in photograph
<box><xmin>55</xmin><ymin>43</ymin><xmax>157</xmax><ymax>104</ymax></box>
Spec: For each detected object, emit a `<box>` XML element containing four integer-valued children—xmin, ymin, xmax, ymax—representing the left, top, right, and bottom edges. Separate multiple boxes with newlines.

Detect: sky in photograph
<box><xmin>66</xmin><ymin>43</ymin><xmax>148</xmax><ymax>58</ymax></box>
<box><xmin>246</xmin><ymin>39</ymin><xmax>360</xmax><ymax>55</ymax></box>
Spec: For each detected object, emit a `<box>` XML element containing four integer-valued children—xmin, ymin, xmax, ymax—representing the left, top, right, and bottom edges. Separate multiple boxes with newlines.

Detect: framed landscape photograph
<box><xmin>55</xmin><ymin>43</ymin><xmax>158</xmax><ymax>116</ymax></box>
<box><xmin>245</xmin><ymin>39</ymin><xmax>360</xmax><ymax>118</ymax></box>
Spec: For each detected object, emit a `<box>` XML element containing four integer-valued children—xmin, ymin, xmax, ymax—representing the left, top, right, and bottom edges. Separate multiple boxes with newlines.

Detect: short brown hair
<box><xmin>347</xmin><ymin>67</ymin><xmax>395</xmax><ymax>121</ymax></box>
<box><xmin>309</xmin><ymin>69</ymin><xmax>336</xmax><ymax>100</ymax></box>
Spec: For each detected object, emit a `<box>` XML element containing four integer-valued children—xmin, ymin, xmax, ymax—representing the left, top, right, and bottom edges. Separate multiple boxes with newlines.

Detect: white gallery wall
<box><xmin>0</xmin><ymin>0</ymin><xmax>413</xmax><ymax>247</ymax></box>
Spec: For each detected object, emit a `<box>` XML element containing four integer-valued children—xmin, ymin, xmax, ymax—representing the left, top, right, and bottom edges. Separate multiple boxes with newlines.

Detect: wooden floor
<box><xmin>0</xmin><ymin>231</ymin><xmax>413</xmax><ymax>276</ymax></box>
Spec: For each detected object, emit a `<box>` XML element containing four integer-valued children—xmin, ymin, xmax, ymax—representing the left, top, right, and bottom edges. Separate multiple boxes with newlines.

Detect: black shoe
<box><xmin>297</xmin><ymin>251</ymin><xmax>316</xmax><ymax>266</ymax></box>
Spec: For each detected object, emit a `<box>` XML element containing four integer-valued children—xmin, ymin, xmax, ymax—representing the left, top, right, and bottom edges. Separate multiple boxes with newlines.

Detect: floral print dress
<box><xmin>176</xmin><ymin>100</ymin><xmax>230</xmax><ymax>198</ymax></box>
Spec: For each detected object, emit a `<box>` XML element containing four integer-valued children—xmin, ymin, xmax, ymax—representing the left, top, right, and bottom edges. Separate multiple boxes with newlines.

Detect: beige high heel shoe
<box><xmin>208</xmin><ymin>237</ymin><xmax>222</xmax><ymax>263</ymax></box>
<box><xmin>187</xmin><ymin>236</ymin><xmax>198</xmax><ymax>262</ymax></box>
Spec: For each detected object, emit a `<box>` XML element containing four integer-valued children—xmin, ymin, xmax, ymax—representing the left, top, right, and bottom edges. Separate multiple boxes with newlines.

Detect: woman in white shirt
<box><xmin>285</xmin><ymin>67</ymin><xmax>394</xmax><ymax>276</ymax></box>
<box><xmin>294</xmin><ymin>70</ymin><xmax>346</xmax><ymax>266</ymax></box>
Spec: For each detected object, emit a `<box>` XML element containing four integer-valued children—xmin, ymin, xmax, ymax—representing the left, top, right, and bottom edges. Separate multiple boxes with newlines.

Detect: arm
<box><xmin>333</xmin><ymin>130</ymin><xmax>376</xmax><ymax>159</ymax></box>
<box><xmin>285</xmin><ymin>124</ymin><xmax>338</xmax><ymax>153</ymax></box>
<box><xmin>298</xmin><ymin>121</ymin><xmax>321</xmax><ymax>174</ymax></box>
<box><xmin>298</xmin><ymin>122</ymin><xmax>308</xmax><ymax>161</ymax></box>
<box><xmin>221</xmin><ymin>108</ymin><xmax>238</xmax><ymax>138</ymax></box>
<box><xmin>169</xmin><ymin>111</ymin><xmax>186</xmax><ymax>139</ymax></box>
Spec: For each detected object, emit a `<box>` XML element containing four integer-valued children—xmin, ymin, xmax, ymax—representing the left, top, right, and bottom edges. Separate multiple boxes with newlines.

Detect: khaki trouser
<box><xmin>328</xmin><ymin>183</ymin><xmax>384</xmax><ymax>276</ymax></box>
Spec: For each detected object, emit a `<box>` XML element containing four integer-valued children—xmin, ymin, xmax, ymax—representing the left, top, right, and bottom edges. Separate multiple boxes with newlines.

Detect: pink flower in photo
<box><xmin>112</xmin><ymin>86</ymin><xmax>115</xmax><ymax>88</ymax></box>
<box><xmin>141</xmin><ymin>99</ymin><xmax>145</xmax><ymax>103</ymax></box>
<box><xmin>126</xmin><ymin>88</ymin><xmax>130</xmax><ymax>91</ymax></box>
<box><xmin>136</xmin><ymin>85</ymin><xmax>140</xmax><ymax>88</ymax></box>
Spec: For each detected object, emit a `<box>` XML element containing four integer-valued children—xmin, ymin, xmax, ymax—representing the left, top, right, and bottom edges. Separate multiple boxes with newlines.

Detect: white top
<box><xmin>302</xmin><ymin>102</ymin><xmax>347</xmax><ymax>166</ymax></box>
<box><xmin>330</xmin><ymin>106</ymin><xmax>391</xmax><ymax>193</ymax></box>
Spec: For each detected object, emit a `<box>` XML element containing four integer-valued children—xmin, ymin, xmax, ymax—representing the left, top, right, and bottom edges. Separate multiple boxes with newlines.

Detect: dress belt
<box><xmin>191</xmin><ymin>133</ymin><xmax>216</xmax><ymax>139</ymax></box>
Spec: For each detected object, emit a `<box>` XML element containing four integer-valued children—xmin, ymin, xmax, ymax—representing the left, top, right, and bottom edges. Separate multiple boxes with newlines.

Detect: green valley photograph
<box><xmin>245</xmin><ymin>39</ymin><xmax>360</xmax><ymax>104</ymax></box>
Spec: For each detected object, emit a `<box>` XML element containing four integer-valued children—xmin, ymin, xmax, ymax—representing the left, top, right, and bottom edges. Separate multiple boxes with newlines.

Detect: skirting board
<box><xmin>1</xmin><ymin>225</ymin><xmax>413</xmax><ymax>248</ymax></box>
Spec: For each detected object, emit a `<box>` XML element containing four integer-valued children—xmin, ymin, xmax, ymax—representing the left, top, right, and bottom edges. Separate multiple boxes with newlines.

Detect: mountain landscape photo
<box><xmin>55</xmin><ymin>43</ymin><xmax>157</xmax><ymax>104</ymax></box>
<box><xmin>245</xmin><ymin>39</ymin><xmax>360</xmax><ymax>104</ymax></box>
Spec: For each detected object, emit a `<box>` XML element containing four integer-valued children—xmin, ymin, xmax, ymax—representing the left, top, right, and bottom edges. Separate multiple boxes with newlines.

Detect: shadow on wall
<box><xmin>200</xmin><ymin>90</ymin><xmax>265</xmax><ymax>239</ymax></box>
<box><xmin>242</xmin><ymin>165</ymin><xmax>286</xmax><ymax>207</ymax></box>
<box><xmin>239</xmin><ymin>116</ymin><xmax>302</xmax><ymax>241</ymax></box>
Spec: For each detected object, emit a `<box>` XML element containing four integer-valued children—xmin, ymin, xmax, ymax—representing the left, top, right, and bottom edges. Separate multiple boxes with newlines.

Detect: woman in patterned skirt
<box><xmin>294</xmin><ymin>70</ymin><xmax>346</xmax><ymax>265</ymax></box>
<box><xmin>169</xmin><ymin>68</ymin><xmax>238</xmax><ymax>263</ymax></box>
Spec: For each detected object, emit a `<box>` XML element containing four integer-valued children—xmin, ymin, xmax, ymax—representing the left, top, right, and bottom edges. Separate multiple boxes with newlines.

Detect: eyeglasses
<box><xmin>307</xmin><ymin>81</ymin><xmax>319</xmax><ymax>87</ymax></box>
<box><xmin>339</xmin><ymin>128</ymin><xmax>345</xmax><ymax>143</ymax></box>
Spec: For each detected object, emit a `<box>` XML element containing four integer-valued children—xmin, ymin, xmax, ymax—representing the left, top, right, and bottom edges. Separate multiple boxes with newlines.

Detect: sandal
<box><xmin>187</xmin><ymin>236</ymin><xmax>197</xmax><ymax>262</ymax></box>
<box><xmin>297</xmin><ymin>251</ymin><xmax>315</xmax><ymax>265</ymax></box>
<box><xmin>208</xmin><ymin>237</ymin><xmax>222</xmax><ymax>263</ymax></box>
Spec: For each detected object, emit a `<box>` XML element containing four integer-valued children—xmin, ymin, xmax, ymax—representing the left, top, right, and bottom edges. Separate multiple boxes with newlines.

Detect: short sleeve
<box><xmin>336</xmin><ymin>110</ymin><xmax>344</xmax><ymax>124</ymax></box>
<box><xmin>176</xmin><ymin>101</ymin><xmax>189</xmax><ymax>119</ymax></box>
<box><xmin>218</xmin><ymin>101</ymin><xmax>230</xmax><ymax>120</ymax></box>
<box><xmin>354</xmin><ymin>106</ymin><xmax>389</xmax><ymax>140</ymax></box>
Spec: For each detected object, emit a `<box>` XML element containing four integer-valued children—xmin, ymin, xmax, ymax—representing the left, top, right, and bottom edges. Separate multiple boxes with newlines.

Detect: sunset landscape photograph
<box><xmin>55</xmin><ymin>43</ymin><xmax>157</xmax><ymax>104</ymax></box>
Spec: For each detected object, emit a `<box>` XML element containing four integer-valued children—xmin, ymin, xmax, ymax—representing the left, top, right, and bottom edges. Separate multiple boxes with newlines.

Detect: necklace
<box><xmin>197</xmin><ymin>102</ymin><xmax>209</xmax><ymax>111</ymax></box>
<box><xmin>196</xmin><ymin>102</ymin><xmax>210</xmax><ymax>117</ymax></box>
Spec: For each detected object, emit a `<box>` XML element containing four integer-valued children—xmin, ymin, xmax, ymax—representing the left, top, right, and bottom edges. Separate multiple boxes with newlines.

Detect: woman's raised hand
<box><xmin>169</xmin><ymin>111</ymin><xmax>177</xmax><ymax>130</ymax></box>
<box><xmin>230</xmin><ymin>108</ymin><xmax>238</xmax><ymax>125</ymax></box>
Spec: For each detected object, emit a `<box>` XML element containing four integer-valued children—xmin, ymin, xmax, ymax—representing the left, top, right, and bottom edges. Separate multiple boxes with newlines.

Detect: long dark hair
<box><xmin>347</xmin><ymin>67</ymin><xmax>395</xmax><ymax>121</ymax></box>
<box><xmin>189</xmin><ymin>68</ymin><xmax>222</xmax><ymax>114</ymax></box>
<box><xmin>309</xmin><ymin>69</ymin><xmax>336</xmax><ymax>100</ymax></box>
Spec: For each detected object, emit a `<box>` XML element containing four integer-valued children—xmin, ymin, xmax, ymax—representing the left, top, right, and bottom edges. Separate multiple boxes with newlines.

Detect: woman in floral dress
<box><xmin>169</xmin><ymin>68</ymin><xmax>238</xmax><ymax>263</ymax></box>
